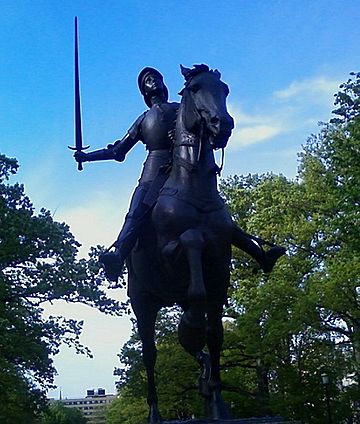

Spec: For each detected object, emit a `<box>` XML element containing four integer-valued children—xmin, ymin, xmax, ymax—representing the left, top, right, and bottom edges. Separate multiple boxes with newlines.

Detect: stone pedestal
<box><xmin>163</xmin><ymin>418</ymin><xmax>300</xmax><ymax>424</ymax></box>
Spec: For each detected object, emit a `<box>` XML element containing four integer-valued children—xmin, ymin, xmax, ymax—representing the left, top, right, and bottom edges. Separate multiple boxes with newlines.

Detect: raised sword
<box><xmin>69</xmin><ymin>16</ymin><xmax>89</xmax><ymax>171</ymax></box>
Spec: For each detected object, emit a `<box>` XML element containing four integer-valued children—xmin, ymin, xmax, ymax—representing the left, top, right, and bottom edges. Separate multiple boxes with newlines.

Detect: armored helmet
<box><xmin>138</xmin><ymin>67</ymin><xmax>168</xmax><ymax>107</ymax></box>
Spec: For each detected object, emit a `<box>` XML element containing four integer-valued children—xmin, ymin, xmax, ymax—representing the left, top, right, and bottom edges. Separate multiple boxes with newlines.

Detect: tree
<box><xmin>297</xmin><ymin>71</ymin><xmax>360</xmax><ymax>420</ymax></box>
<box><xmin>0</xmin><ymin>155</ymin><xmax>127</xmax><ymax>423</ymax></box>
<box><xmin>219</xmin><ymin>72</ymin><xmax>360</xmax><ymax>422</ymax></box>
<box><xmin>220</xmin><ymin>173</ymin><xmax>332</xmax><ymax>422</ymax></box>
<box><xmin>40</xmin><ymin>401</ymin><xmax>87</xmax><ymax>424</ymax></box>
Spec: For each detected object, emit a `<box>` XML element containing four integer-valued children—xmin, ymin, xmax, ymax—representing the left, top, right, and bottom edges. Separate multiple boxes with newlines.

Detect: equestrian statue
<box><xmin>72</xmin><ymin>22</ymin><xmax>285</xmax><ymax>422</ymax></box>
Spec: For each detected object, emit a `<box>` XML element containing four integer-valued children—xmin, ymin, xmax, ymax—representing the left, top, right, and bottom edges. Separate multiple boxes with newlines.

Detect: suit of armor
<box><xmin>107</xmin><ymin>101</ymin><xmax>178</xmax><ymax>259</ymax></box>
<box><xmin>75</xmin><ymin>68</ymin><xmax>179</xmax><ymax>280</ymax></box>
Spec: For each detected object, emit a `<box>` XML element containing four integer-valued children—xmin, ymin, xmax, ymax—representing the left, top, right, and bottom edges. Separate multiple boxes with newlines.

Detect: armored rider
<box><xmin>75</xmin><ymin>67</ymin><xmax>285</xmax><ymax>281</ymax></box>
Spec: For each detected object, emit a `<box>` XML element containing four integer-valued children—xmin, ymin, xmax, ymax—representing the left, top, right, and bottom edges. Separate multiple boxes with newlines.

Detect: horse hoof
<box><xmin>147</xmin><ymin>405</ymin><xmax>162</xmax><ymax>424</ymax></box>
<box><xmin>207</xmin><ymin>390</ymin><xmax>231</xmax><ymax>420</ymax></box>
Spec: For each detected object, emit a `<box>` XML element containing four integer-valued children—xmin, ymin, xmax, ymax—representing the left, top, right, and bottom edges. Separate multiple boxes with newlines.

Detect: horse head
<box><xmin>179</xmin><ymin>64</ymin><xmax>234</xmax><ymax>149</ymax></box>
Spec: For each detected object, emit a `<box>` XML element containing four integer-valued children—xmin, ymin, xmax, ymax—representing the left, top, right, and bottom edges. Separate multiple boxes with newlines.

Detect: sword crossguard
<box><xmin>68</xmin><ymin>145</ymin><xmax>90</xmax><ymax>171</ymax></box>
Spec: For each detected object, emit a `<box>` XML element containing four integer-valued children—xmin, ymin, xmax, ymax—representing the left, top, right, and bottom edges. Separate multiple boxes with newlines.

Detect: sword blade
<box><xmin>75</xmin><ymin>17</ymin><xmax>83</xmax><ymax>153</ymax></box>
<box><xmin>70</xmin><ymin>16</ymin><xmax>90</xmax><ymax>171</ymax></box>
<box><xmin>74</xmin><ymin>16</ymin><xmax>83</xmax><ymax>171</ymax></box>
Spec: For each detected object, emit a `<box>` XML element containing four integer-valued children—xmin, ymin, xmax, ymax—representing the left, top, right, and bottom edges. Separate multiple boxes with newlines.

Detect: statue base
<box><xmin>163</xmin><ymin>418</ymin><xmax>300</xmax><ymax>424</ymax></box>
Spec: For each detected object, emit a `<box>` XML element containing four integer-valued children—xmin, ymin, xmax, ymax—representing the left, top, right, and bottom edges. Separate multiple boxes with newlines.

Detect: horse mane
<box><xmin>180</xmin><ymin>64</ymin><xmax>221</xmax><ymax>85</ymax></box>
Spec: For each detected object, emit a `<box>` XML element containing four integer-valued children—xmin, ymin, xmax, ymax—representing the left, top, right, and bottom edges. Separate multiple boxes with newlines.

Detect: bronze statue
<box><xmin>127</xmin><ymin>65</ymin><xmax>236</xmax><ymax>423</ymax></box>
<box><xmin>74</xmin><ymin>64</ymin><xmax>285</xmax><ymax>423</ymax></box>
<box><xmin>74</xmin><ymin>67</ymin><xmax>284</xmax><ymax>283</ymax></box>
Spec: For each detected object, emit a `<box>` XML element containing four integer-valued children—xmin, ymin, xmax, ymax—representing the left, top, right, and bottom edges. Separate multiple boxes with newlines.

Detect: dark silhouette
<box><xmin>126</xmin><ymin>65</ymin><xmax>283</xmax><ymax>423</ymax></box>
<box><xmin>74</xmin><ymin>68</ymin><xmax>284</xmax><ymax>283</ymax></box>
<box><xmin>74</xmin><ymin>64</ymin><xmax>285</xmax><ymax>423</ymax></box>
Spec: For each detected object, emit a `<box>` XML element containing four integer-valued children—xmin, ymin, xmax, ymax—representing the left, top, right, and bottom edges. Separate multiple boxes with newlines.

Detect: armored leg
<box><xmin>100</xmin><ymin>184</ymin><xmax>150</xmax><ymax>281</ymax></box>
<box><xmin>232</xmin><ymin>224</ymin><xmax>286</xmax><ymax>273</ymax></box>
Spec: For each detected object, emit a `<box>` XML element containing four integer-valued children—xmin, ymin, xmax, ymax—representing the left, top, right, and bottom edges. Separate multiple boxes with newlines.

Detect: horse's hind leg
<box><xmin>131</xmin><ymin>296</ymin><xmax>162</xmax><ymax>424</ymax></box>
<box><xmin>177</xmin><ymin>229</ymin><xmax>207</xmax><ymax>355</ymax></box>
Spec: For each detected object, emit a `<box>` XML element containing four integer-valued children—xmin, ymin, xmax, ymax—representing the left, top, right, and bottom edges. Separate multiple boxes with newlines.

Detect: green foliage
<box><xmin>0</xmin><ymin>154</ymin><xmax>128</xmax><ymax>422</ymax></box>
<box><xmin>40</xmin><ymin>401</ymin><xmax>87</xmax><ymax>424</ymax></box>
<box><xmin>106</xmin><ymin>387</ymin><xmax>148</xmax><ymax>424</ymax></box>
<box><xmin>220</xmin><ymin>71</ymin><xmax>360</xmax><ymax>422</ymax></box>
<box><xmin>331</xmin><ymin>72</ymin><xmax>360</xmax><ymax>123</ymax></box>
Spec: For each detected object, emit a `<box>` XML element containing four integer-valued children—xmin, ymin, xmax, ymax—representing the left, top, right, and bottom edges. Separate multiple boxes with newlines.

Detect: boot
<box><xmin>99</xmin><ymin>248</ymin><xmax>124</xmax><ymax>282</ymax></box>
<box><xmin>232</xmin><ymin>225</ymin><xmax>286</xmax><ymax>273</ymax></box>
<box><xmin>259</xmin><ymin>246</ymin><xmax>286</xmax><ymax>273</ymax></box>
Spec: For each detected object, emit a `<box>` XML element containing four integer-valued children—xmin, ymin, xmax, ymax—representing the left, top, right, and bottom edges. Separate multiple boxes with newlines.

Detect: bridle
<box><xmin>175</xmin><ymin>77</ymin><xmax>225</xmax><ymax>175</ymax></box>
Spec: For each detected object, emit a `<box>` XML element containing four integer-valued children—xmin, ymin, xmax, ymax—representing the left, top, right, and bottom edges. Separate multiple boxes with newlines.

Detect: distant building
<box><xmin>50</xmin><ymin>388</ymin><xmax>116</xmax><ymax>423</ymax></box>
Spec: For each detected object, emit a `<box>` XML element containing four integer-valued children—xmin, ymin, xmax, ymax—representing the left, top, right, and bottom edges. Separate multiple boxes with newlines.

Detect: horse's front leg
<box><xmin>177</xmin><ymin>229</ymin><xmax>207</xmax><ymax>355</ymax></box>
<box><xmin>131</xmin><ymin>296</ymin><xmax>162</xmax><ymax>424</ymax></box>
<box><xmin>204</xmin><ymin>302</ymin><xmax>231</xmax><ymax>420</ymax></box>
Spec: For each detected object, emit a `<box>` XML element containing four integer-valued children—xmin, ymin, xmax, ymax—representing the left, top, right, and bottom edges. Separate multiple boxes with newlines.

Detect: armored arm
<box><xmin>110</xmin><ymin>133</ymin><xmax>139</xmax><ymax>162</ymax></box>
<box><xmin>108</xmin><ymin>112</ymin><xmax>145</xmax><ymax>161</ymax></box>
<box><xmin>74</xmin><ymin>132</ymin><xmax>139</xmax><ymax>163</ymax></box>
<box><xmin>74</xmin><ymin>146</ymin><xmax>115</xmax><ymax>163</ymax></box>
<box><xmin>74</xmin><ymin>113</ymin><xmax>144</xmax><ymax>164</ymax></box>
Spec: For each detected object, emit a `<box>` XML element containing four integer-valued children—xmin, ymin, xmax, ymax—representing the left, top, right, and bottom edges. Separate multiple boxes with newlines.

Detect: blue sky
<box><xmin>1</xmin><ymin>0</ymin><xmax>360</xmax><ymax>399</ymax></box>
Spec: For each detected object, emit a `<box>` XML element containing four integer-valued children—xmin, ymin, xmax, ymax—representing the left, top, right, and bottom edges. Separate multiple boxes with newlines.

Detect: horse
<box><xmin>127</xmin><ymin>64</ymin><xmax>235</xmax><ymax>423</ymax></box>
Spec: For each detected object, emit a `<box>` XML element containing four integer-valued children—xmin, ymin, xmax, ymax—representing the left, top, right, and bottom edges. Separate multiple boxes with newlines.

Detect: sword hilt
<box><xmin>68</xmin><ymin>145</ymin><xmax>90</xmax><ymax>171</ymax></box>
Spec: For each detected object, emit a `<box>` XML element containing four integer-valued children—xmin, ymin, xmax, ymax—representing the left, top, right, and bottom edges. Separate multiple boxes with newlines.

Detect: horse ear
<box><xmin>214</xmin><ymin>69</ymin><xmax>221</xmax><ymax>79</ymax></box>
<box><xmin>180</xmin><ymin>64</ymin><xmax>192</xmax><ymax>80</ymax></box>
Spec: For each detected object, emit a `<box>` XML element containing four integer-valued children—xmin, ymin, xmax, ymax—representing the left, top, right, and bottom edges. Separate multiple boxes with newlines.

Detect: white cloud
<box><xmin>227</xmin><ymin>104</ymin><xmax>287</xmax><ymax>149</ymax></box>
<box><xmin>233</xmin><ymin>125</ymin><xmax>283</xmax><ymax>147</ymax></box>
<box><xmin>227</xmin><ymin>75</ymin><xmax>341</xmax><ymax>151</ymax></box>
<box><xmin>274</xmin><ymin>76</ymin><xmax>340</xmax><ymax>103</ymax></box>
<box><xmin>58</xmin><ymin>190</ymin><xmax>129</xmax><ymax>258</ymax></box>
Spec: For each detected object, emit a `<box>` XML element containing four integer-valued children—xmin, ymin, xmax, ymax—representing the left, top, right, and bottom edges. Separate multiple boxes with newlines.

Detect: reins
<box><xmin>174</xmin><ymin>74</ymin><xmax>227</xmax><ymax>176</ymax></box>
<box><xmin>216</xmin><ymin>148</ymin><xmax>224</xmax><ymax>176</ymax></box>
<box><xmin>175</xmin><ymin>118</ymin><xmax>225</xmax><ymax>176</ymax></box>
